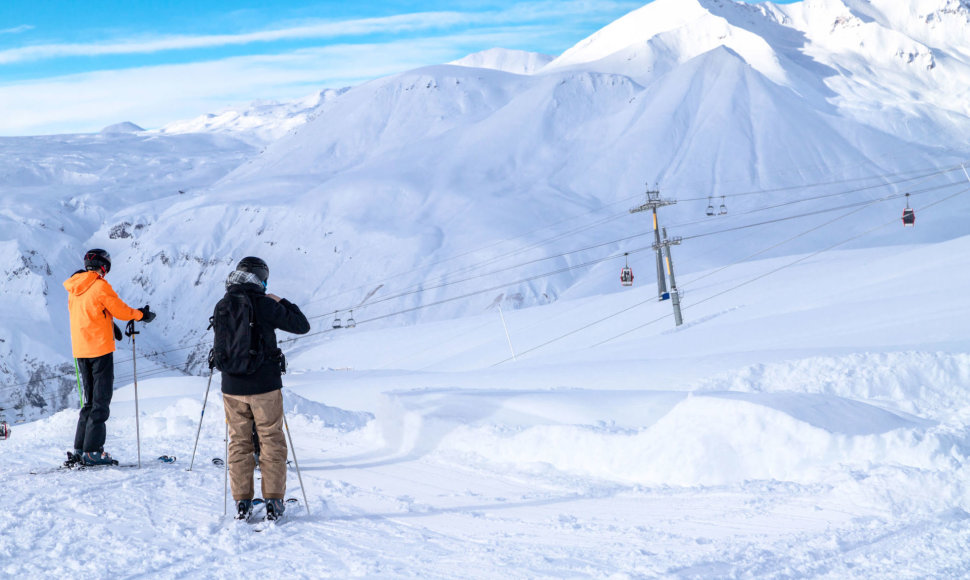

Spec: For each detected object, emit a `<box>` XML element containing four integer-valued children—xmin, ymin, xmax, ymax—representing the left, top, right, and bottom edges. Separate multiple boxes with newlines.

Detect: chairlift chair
<box><xmin>620</xmin><ymin>253</ymin><xmax>634</xmax><ymax>287</ymax></box>
<box><xmin>902</xmin><ymin>192</ymin><xmax>915</xmax><ymax>227</ymax></box>
<box><xmin>706</xmin><ymin>196</ymin><xmax>715</xmax><ymax>216</ymax></box>
<box><xmin>332</xmin><ymin>311</ymin><xmax>342</xmax><ymax>329</ymax></box>
<box><xmin>718</xmin><ymin>195</ymin><xmax>727</xmax><ymax>215</ymax></box>
<box><xmin>346</xmin><ymin>310</ymin><xmax>357</xmax><ymax>328</ymax></box>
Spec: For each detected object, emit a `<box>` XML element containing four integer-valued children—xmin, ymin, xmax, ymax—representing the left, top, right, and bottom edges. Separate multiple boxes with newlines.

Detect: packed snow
<box><xmin>2</xmin><ymin>0</ymin><xmax>970</xmax><ymax>577</ymax></box>
<box><xmin>4</xmin><ymin>236</ymin><xmax>970</xmax><ymax>578</ymax></box>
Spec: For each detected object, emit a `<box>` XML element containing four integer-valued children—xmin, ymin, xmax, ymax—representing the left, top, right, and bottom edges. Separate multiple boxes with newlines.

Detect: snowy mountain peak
<box><xmin>158</xmin><ymin>88</ymin><xmax>347</xmax><ymax>145</ymax></box>
<box><xmin>544</xmin><ymin>0</ymin><xmax>789</xmax><ymax>86</ymax></box>
<box><xmin>449</xmin><ymin>48</ymin><xmax>554</xmax><ymax>75</ymax></box>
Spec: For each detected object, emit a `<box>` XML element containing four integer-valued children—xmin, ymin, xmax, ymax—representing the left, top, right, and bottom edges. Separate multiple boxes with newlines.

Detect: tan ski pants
<box><xmin>223</xmin><ymin>390</ymin><xmax>287</xmax><ymax>500</ymax></box>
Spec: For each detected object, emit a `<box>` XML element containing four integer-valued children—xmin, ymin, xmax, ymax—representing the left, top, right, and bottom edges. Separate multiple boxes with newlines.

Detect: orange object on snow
<box><xmin>64</xmin><ymin>271</ymin><xmax>143</xmax><ymax>358</ymax></box>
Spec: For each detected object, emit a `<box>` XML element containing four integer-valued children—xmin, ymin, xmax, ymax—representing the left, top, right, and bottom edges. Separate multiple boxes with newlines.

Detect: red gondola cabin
<box><xmin>902</xmin><ymin>208</ymin><xmax>915</xmax><ymax>226</ymax></box>
<box><xmin>620</xmin><ymin>266</ymin><xmax>634</xmax><ymax>286</ymax></box>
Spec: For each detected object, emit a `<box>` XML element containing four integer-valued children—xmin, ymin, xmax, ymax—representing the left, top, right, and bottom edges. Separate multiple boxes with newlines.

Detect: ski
<box><xmin>30</xmin><ymin>463</ymin><xmax>137</xmax><ymax>475</ymax></box>
<box><xmin>73</xmin><ymin>462</ymin><xmax>139</xmax><ymax>471</ymax></box>
<box><xmin>30</xmin><ymin>453</ymin><xmax>177</xmax><ymax>475</ymax></box>
<box><xmin>252</xmin><ymin>498</ymin><xmax>300</xmax><ymax>532</ymax></box>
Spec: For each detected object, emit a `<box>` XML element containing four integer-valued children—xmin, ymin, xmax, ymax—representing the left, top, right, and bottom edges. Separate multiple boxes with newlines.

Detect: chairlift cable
<box><xmin>302</xmin><ymin>194</ymin><xmax>644</xmax><ymax>308</ymax></box>
<box><xmin>594</xmin><ymin>183</ymin><xmax>970</xmax><ymax>347</ymax></box>
<box><xmin>670</xmin><ymin>164</ymin><xmax>966</xmax><ymax>227</ymax></box>
<box><xmin>494</xmin><ymin>183</ymin><xmax>970</xmax><ymax>361</ymax></box>
<box><xmin>670</xmin><ymin>162</ymin><xmax>967</xmax><ymax>203</ymax></box>
<box><xmin>306</xmin><ymin>162</ymin><xmax>967</xmax><ymax>314</ymax></box>
<box><xmin>313</xmin><ymin>178</ymin><xmax>964</xmax><ymax>319</ymax></box>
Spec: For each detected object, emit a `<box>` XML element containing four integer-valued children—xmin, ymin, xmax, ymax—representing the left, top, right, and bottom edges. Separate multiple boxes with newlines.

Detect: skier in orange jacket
<box><xmin>63</xmin><ymin>249</ymin><xmax>156</xmax><ymax>466</ymax></box>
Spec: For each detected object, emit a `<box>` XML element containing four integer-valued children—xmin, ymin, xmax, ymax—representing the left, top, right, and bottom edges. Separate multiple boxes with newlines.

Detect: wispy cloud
<box><xmin>0</xmin><ymin>1</ymin><xmax>643</xmax><ymax>135</ymax></box>
<box><xmin>0</xmin><ymin>2</ymin><xmax>639</xmax><ymax>65</ymax></box>
<box><xmin>0</xmin><ymin>38</ymin><xmax>479</xmax><ymax>135</ymax></box>
<box><xmin>0</xmin><ymin>13</ymin><xmax>470</xmax><ymax>64</ymax></box>
<box><xmin>0</xmin><ymin>25</ymin><xmax>34</xmax><ymax>35</ymax></box>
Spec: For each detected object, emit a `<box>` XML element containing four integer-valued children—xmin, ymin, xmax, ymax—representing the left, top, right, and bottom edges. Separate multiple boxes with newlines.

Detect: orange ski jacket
<box><xmin>64</xmin><ymin>271</ymin><xmax>144</xmax><ymax>359</ymax></box>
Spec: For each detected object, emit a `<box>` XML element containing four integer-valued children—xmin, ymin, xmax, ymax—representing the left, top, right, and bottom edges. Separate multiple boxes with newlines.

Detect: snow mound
<box><xmin>376</xmin><ymin>385</ymin><xmax>956</xmax><ymax>487</ymax></box>
<box><xmin>692</xmin><ymin>351</ymin><xmax>970</xmax><ymax>421</ymax></box>
<box><xmin>284</xmin><ymin>390</ymin><xmax>373</xmax><ymax>432</ymax></box>
<box><xmin>100</xmin><ymin>121</ymin><xmax>144</xmax><ymax>134</ymax></box>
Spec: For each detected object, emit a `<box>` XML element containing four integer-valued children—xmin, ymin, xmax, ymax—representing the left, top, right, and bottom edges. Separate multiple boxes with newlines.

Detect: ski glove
<box><xmin>138</xmin><ymin>305</ymin><xmax>156</xmax><ymax>323</ymax></box>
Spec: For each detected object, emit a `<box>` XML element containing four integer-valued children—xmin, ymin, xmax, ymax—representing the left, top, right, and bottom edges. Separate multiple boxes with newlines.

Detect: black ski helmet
<box><xmin>84</xmin><ymin>249</ymin><xmax>111</xmax><ymax>274</ymax></box>
<box><xmin>236</xmin><ymin>256</ymin><xmax>269</xmax><ymax>283</ymax></box>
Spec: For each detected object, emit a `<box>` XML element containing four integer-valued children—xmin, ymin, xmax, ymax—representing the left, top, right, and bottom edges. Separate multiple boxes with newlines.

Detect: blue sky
<box><xmin>0</xmin><ymin>0</ymin><xmax>798</xmax><ymax>135</ymax></box>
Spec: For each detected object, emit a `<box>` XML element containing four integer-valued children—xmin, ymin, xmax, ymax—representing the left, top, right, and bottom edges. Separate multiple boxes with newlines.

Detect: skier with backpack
<box><xmin>64</xmin><ymin>249</ymin><xmax>156</xmax><ymax>466</ymax></box>
<box><xmin>212</xmin><ymin>257</ymin><xmax>310</xmax><ymax>521</ymax></box>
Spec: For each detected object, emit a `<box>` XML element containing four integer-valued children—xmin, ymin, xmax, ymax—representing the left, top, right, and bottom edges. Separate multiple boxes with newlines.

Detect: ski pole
<box><xmin>223</xmin><ymin>417</ymin><xmax>229</xmax><ymax>516</ymax></box>
<box><xmin>282</xmin><ymin>407</ymin><xmax>310</xmax><ymax>515</ymax></box>
<box><xmin>73</xmin><ymin>358</ymin><xmax>83</xmax><ymax>407</ymax></box>
<box><xmin>187</xmin><ymin>353</ymin><xmax>215</xmax><ymax>472</ymax></box>
<box><xmin>126</xmin><ymin>320</ymin><xmax>142</xmax><ymax>468</ymax></box>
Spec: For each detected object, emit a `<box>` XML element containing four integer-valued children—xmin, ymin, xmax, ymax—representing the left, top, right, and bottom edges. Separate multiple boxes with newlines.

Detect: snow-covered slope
<box><xmin>158</xmin><ymin>89</ymin><xmax>347</xmax><ymax>145</ymax></box>
<box><xmin>449</xmin><ymin>47</ymin><xmax>554</xmax><ymax>74</ymax></box>
<box><xmin>0</xmin><ymin>131</ymin><xmax>256</xmax><ymax>417</ymax></box>
<box><xmin>546</xmin><ymin>0</ymin><xmax>970</xmax><ymax>147</ymax></box>
<box><xmin>3</xmin><ymin>235</ymin><xmax>970</xmax><ymax>577</ymax></box>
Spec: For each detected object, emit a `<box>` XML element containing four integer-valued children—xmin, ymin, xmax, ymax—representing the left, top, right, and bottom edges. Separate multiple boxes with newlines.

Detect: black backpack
<box><xmin>210</xmin><ymin>290</ymin><xmax>265</xmax><ymax>374</ymax></box>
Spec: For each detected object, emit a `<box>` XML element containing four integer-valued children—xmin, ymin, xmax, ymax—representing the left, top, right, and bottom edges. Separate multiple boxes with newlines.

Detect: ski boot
<box><xmin>235</xmin><ymin>499</ymin><xmax>254</xmax><ymax>521</ymax></box>
<box><xmin>265</xmin><ymin>498</ymin><xmax>285</xmax><ymax>521</ymax></box>
<box><xmin>81</xmin><ymin>451</ymin><xmax>118</xmax><ymax>466</ymax></box>
<box><xmin>63</xmin><ymin>450</ymin><xmax>82</xmax><ymax>468</ymax></box>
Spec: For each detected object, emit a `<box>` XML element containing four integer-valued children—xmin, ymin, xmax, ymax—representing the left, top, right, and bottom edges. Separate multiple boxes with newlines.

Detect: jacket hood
<box><xmin>63</xmin><ymin>270</ymin><xmax>101</xmax><ymax>296</ymax></box>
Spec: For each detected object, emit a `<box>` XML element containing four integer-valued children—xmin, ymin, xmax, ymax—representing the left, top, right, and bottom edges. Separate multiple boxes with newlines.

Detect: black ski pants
<box><xmin>73</xmin><ymin>352</ymin><xmax>114</xmax><ymax>453</ymax></box>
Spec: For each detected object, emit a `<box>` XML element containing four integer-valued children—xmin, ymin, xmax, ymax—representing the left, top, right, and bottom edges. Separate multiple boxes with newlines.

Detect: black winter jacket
<box><xmin>219</xmin><ymin>282</ymin><xmax>311</xmax><ymax>396</ymax></box>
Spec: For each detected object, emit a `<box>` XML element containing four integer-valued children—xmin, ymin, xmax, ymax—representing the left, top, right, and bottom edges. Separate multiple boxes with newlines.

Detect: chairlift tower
<box><xmin>653</xmin><ymin>227</ymin><xmax>684</xmax><ymax>326</ymax></box>
<box><xmin>630</xmin><ymin>186</ymin><xmax>677</xmax><ymax>301</ymax></box>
